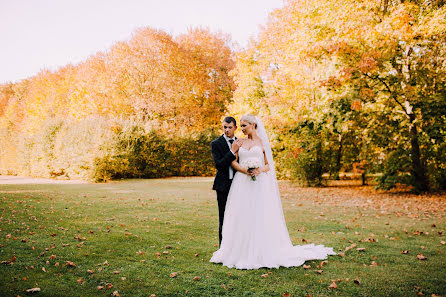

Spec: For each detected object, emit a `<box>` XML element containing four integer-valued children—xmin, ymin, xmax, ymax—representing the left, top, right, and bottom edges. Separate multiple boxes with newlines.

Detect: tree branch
<box><xmin>363</xmin><ymin>72</ymin><xmax>409</xmax><ymax>117</ymax></box>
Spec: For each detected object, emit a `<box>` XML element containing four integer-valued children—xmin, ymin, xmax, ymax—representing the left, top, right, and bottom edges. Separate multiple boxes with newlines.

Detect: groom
<box><xmin>211</xmin><ymin>116</ymin><xmax>240</xmax><ymax>246</ymax></box>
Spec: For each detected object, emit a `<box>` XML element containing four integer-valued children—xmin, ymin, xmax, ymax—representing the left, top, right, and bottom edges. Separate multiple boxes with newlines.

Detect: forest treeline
<box><xmin>0</xmin><ymin>0</ymin><xmax>445</xmax><ymax>192</ymax></box>
<box><xmin>0</xmin><ymin>28</ymin><xmax>234</xmax><ymax>181</ymax></box>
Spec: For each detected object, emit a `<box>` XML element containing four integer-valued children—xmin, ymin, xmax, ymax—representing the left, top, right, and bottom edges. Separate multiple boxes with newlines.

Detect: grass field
<box><xmin>0</xmin><ymin>177</ymin><xmax>445</xmax><ymax>296</ymax></box>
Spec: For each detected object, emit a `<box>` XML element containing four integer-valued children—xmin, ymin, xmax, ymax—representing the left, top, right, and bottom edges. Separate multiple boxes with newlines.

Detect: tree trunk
<box><xmin>335</xmin><ymin>133</ymin><xmax>342</xmax><ymax>180</ymax></box>
<box><xmin>382</xmin><ymin>0</ymin><xmax>389</xmax><ymax>16</ymax></box>
<box><xmin>315</xmin><ymin>138</ymin><xmax>324</xmax><ymax>186</ymax></box>
<box><xmin>361</xmin><ymin>172</ymin><xmax>367</xmax><ymax>186</ymax></box>
<box><xmin>408</xmin><ymin>113</ymin><xmax>429</xmax><ymax>192</ymax></box>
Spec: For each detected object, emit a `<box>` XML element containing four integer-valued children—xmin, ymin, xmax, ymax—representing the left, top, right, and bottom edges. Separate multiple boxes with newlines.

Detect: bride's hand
<box><xmin>250</xmin><ymin>168</ymin><xmax>262</xmax><ymax>176</ymax></box>
<box><xmin>241</xmin><ymin>168</ymin><xmax>251</xmax><ymax>176</ymax></box>
<box><xmin>231</xmin><ymin>139</ymin><xmax>242</xmax><ymax>153</ymax></box>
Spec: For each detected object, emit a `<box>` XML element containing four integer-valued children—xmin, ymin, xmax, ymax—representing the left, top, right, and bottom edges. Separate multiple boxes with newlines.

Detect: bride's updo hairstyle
<box><xmin>240</xmin><ymin>114</ymin><xmax>258</xmax><ymax>129</ymax></box>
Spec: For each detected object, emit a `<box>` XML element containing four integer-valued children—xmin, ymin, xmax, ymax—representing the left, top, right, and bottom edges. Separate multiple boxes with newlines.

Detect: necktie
<box><xmin>228</xmin><ymin>139</ymin><xmax>234</xmax><ymax>179</ymax></box>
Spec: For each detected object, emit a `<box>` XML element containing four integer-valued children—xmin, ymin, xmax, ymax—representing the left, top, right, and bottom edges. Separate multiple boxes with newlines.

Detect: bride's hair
<box><xmin>240</xmin><ymin>114</ymin><xmax>257</xmax><ymax>129</ymax></box>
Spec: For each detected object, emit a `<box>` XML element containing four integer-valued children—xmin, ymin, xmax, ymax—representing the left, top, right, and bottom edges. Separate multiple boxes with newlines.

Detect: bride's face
<box><xmin>240</xmin><ymin>120</ymin><xmax>254</xmax><ymax>135</ymax></box>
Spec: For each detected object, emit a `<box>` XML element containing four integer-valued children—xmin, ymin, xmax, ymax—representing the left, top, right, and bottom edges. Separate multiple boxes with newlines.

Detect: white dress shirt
<box><xmin>223</xmin><ymin>134</ymin><xmax>236</xmax><ymax>179</ymax></box>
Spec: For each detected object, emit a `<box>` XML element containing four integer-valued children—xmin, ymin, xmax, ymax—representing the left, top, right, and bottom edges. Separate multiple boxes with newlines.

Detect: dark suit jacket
<box><xmin>211</xmin><ymin>135</ymin><xmax>237</xmax><ymax>193</ymax></box>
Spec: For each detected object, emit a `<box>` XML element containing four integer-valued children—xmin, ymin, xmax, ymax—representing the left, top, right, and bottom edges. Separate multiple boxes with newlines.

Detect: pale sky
<box><xmin>0</xmin><ymin>0</ymin><xmax>284</xmax><ymax>84</ymax></box>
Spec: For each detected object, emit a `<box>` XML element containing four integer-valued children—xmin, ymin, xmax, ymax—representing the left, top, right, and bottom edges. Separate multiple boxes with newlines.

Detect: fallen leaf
<box><xmin>345</xmin><ymin>243</ymin><xmax>357</xmax><ymax>252</ymax></box>
<box><xmin>106</xmin><ymin>283</ymin><xmax>113</xmax><ymax>289</ymax></box>
<box><xmin>65</xmin><ymin>261</ymin><xmax>76</xmax><ymax>267</ymax></box>
<box><xmin>42</xmin><ymin>267</ymin><xmax>46</xmax><ymax>272</ymax></box>
<box><xmin>112</xmin><ymin>290</ymin><xmax>120</xmax><ymax>296</ymax></box>
<box><xmin>417</xmin><ymin>254</ymin><xmax>427</xmax><ymax>260</ymax></box>
<box><xmin>354</xmin><ymin>277</ymin><xmax>361</xmax><ymax>285</ymax></box>
<box><xmin>261</xmin><ymin>273</ymin><xmax>269</xmax><ymax>278</ymax></box>
<box><xmin>77</xmin><ymin>278</ymin><xmax>84</xmax><ymax>284</ymax></box>
<box><xmin>193</xmin><ymin>276</ymin><xmax>200</xmax><ymax>281</ymax></box>
<box><xmin>316</xmin><ymin>270</ymin><xmax>323</xmax><ymax>274</ymax></box>
<box><xmin>170</xmin><ymin>272</ymin><xmax>178</xmax><ymax>278</ymax></box>
<box><xmin>329</xmin><ymin>282</ymin><xmax>337</xmax><ymax>289</ymax></box>
<box><xmin>26</xmin><ymin>288</ymin><xmax>41</xmax><ymax>293</ymax></box>
<box><xmin>303</xmin><ymin>264</ymin><xmax>311</xmax><ymax>269</ymax></box>
<box><xmin>283</xmin><ymin>292</ymin><xmax>291</xmax><ymax>297</ymax></box>
<box><xmin>401</xmin><ymin>250</ymin><xmax>409</xmax><ymax>254</ymax></box>
<box><xmin>356</xmin><ymin>248</ymin><xmax>366</xmax><ymax>252</ymax></box>
<box><xmin>113</xmin><ymin>271</ymin><xmax>120</xmax><ymax>274</ymax></box>
<box><xmin>97</xmin><ymin>286</ymin><xmax>104</xmax><ymax>290</ymax></box>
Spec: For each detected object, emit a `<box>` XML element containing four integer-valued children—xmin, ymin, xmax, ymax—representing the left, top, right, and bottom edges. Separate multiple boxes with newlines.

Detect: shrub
<box><xmin>0</xmin><ymin>116</ymin><xmax>218</xmax><ymax>182</ymax></box>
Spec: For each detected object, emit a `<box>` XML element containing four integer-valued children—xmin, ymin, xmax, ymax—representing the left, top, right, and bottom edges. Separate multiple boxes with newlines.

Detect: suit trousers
<box><xmin>216</xmin><ymin>188</ymin><xmax>231</xmax><ymax>247</ymax></box>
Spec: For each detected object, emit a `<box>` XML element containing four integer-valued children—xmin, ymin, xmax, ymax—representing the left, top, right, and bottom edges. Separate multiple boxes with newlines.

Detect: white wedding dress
<box><xmin>210</xmin><ymin>144</ymin><xmax>336</xmax><ymax>269</ymax></box>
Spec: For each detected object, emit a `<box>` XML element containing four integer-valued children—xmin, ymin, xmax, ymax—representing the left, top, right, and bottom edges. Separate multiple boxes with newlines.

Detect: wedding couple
<box><xmin>210</xmin><ymin>114</ymin><xmax>336</xmax><ymax>269</ymax></box>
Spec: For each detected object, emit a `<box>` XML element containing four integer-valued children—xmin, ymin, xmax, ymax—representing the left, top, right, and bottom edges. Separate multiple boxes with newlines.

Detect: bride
<box><xmin>210</xmin><ymin>114</ymin><xmax>336</xmax><ymax>269</ymax></box>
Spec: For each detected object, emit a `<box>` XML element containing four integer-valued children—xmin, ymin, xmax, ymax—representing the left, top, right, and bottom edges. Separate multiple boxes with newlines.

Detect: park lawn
<box><xmin>0</xmin><ymin>177</ymin><xmax>445</xmax><ymax>297</ymax></box>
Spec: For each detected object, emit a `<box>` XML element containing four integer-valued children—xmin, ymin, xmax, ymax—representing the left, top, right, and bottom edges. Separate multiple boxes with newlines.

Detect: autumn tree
<box><xmin>0</xmin><ymin>26</ymin><xmax>235</xmax><ymax>179</ymax></box>
<box><xmin>318</xmin><ymin>2</ymin><xmax>446</xmax><ymax>192</ymax></box>
<box><xmin>230</xmin><ymin>0</ymin><xmax>445</xmax><ymax>191</ymax></box>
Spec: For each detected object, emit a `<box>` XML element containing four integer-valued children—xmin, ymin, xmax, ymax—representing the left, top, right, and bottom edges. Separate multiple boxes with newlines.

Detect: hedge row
<box><xmin>0</xmin><ymin>117</ymin><xmax>218</xmax><ymax>182</ymax></box>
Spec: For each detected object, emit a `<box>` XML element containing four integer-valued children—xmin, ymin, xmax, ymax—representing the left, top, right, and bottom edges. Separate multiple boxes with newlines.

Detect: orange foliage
<box><xmin>0</xmin><ymin>26</ymin><xmax>235</xmax><ymax>135</ymax></box>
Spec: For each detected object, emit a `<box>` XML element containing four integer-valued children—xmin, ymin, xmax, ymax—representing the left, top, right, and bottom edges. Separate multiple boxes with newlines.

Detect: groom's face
<box><xmin>222</xmin><ymin>121</ymin><xmax>236</xmax><ymax>138</ymax></box>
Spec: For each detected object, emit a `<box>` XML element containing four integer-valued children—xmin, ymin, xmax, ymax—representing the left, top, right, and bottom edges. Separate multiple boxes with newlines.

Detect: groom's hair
<box><xmin>223</xmin><ymin>116</ymin><xmax>236</xmax><ymax>126</ymax></box>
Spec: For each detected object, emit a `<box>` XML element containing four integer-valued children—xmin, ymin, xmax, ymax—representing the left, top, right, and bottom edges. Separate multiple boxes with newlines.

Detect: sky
<box><xmin>0</xmin><ymin>0</ymin><xmax>284</xmax><ymax>84</ymax></box>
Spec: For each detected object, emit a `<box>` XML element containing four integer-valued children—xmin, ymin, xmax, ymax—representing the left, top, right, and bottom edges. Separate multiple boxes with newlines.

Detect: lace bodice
<box><xmin>238</xmin><ymin>145</ymin><xmax>264</xmax><ymax>165</ymax></box>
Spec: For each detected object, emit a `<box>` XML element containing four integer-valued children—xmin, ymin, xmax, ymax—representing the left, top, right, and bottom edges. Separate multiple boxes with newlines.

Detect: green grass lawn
<box><xmin>0</xmin><ymin>177</ymin><xmax>445</xmax><ymax>297</ymax></box>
